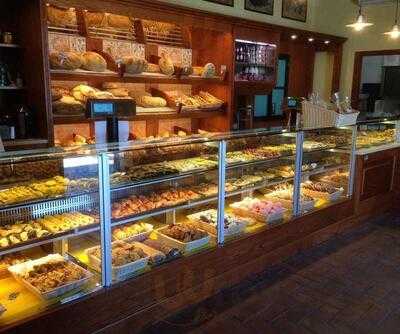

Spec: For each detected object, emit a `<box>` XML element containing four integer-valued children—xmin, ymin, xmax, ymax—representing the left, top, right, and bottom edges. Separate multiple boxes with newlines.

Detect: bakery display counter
<box><xmin>0</xmin><ymin>126</ymin><xmax>357</xmax><ymax>328</ymax></box>
<box><xmin>356</xmin><ymin>119</ymin><xmax>400</xmax><ymax>155</ymax></box>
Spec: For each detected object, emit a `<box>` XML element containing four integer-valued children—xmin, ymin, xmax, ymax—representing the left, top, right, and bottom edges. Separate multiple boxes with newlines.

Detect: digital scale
<box><xmin>85</xmin><ymin>99</ymin><xmax>136</xmax><ymax>143</ymax></box>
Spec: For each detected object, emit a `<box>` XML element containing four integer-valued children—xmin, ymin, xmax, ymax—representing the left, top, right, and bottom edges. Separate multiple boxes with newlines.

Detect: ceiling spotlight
<box><xmin>291</xmin><ymin>35</ymin><xmax>298</xmax><ymax>40</ymax></box>
<box><xmin>308</xmin><ymin>37</ymin><xmax>314</xmax><ymax>42</ymax></box>
<box><xmin>384</xmin><ymin>0</ymin><xmax>400</xmax><ymax>39</ymax></box>
<box><xmin>346</xmin><ymin>5</ymin><xmax>373</xmax><ymax>31</ymax></box>
<box><xmin>324</xmin><ymin>40</ymin><xmax>330</xmax><ymax>44</ymax></box>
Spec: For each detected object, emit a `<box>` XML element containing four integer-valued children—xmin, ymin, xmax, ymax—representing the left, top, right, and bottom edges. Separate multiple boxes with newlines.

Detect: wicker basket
<box><xmin>301</xmin><ymin>101</ymin><xmax>359</xmax><ymax>128</ymax></box>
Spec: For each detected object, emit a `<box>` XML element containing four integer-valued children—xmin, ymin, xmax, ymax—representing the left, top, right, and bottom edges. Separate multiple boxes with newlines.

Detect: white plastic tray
<box><xmin>8</xmin><ymin>254</ymin><xmax>93</xmax><ymax>300</ymax></box>
<box><xmin>86</xmin><ymin>241</ymin><xmax>149</xmax><ymax>281</ymax></box>
<box><xmin>155</xmin><ymin>226</ymin><xmax>210</xmax><ymax>253</ymax></box>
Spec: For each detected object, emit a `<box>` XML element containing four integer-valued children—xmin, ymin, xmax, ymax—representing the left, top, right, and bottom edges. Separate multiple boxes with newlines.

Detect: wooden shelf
<box><xmin>53</xmin><ymin>110</ymin><xmax>226</xmax><ymax>124</ymax></box>
<box><xmin>0</xmin><ymin>43</ymin><xmax>21</xmax><ymax>49</ymax></box>
<box><xmin>50</xmin><ymin>69</ymin><xmax>226</xmax><ymax>85</ymax></box>
<box><xmin>2</xmin><ymin>138</ymin><xmax>49</xmax><ymax>150</ymax></box>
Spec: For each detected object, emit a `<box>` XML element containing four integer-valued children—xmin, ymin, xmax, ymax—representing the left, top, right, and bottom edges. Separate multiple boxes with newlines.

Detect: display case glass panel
<box><xmin>356</xmin><ymin>119</ymin><xmax>400</xmax><ymax>152</ymax></box>
<box><xmin>0</xmin><ymin>149</ymin><xmax>103</xmax><ymax>327</ymax></box>
<box><xmin>299</xmin><ymin>127</ymin><xmax>354</xmax><ymax>214</ymax></box>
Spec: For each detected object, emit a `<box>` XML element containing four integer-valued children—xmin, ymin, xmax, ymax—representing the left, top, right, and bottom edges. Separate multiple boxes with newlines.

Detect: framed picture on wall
<box><xmin>282</xmin><ymin>0</ymin><xmax>307</xmax><ymax>22</ymax></box>
<box><xmin>245</xmin><ymin>0</ymin><xmax>274</xmax><ymax>15</ymax></box>
<box><xmin>203</xmin><ymin>0</ymin><xmax>234</xmax><ymax>6</ymax></box>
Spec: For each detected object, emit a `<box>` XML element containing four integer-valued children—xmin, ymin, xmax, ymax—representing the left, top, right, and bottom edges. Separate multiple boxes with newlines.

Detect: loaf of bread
<box><xmin>47</xmin><ymin>6</ymin><xmax>77</xmax><ymax>27</ymax></box>
<box><xmin>53</xmin><ymin>96</ymin><xmax>85</xmax><ymax>115</ymax></box>
<box><xmin>51</xmin><ymin>87</ymin><xmax>70</xmax><ymax>101</ymax></box>
<box><xmin>49</xmin><ymin>51</ymin><xmax>82</xmax><ymax>70</ymax></box>
<box><xmin>136</xmin><ymin>96</ymin><xmax>167</xmax><ymax>108</ymax></box>
<box><xmin>81</xmin><ymin>52</ymin><xmax>107</xmax><ymax>72</ymax></box>
<box><xmin>106</xmin><ymin>88</ymin><xmax>129</xmax><ymax>97</ymax></box>
<box><xmin>159</xmin><ymin>53</ymin><xmax>174</xmax><ymax>76</ymax></box>
<box><xmin>128</xmin><ymin>90</ymin><xmax>150</xmax><ymax>101</ymax></box>
<box><xmin>122</xmin><ymin>57</ymin><xmax>148</xmax><ymax>74</ymax></box>
<box><xmin>192</xmin><ymin>66</ymin><xmax>204</xmax><ymax>76</ymax></box>
<box><xmin>107</xmin><ymin>14</ymin><xmax>132</xmax><ymax>29</ymax></box>
<box><xmin>85</xmin><ymin>12</ymin><xmax>106</xmax><ymax>28</ymax></box>
<box><xmin>93</xmin><ymin>91</ymin><xmax>115</xmax><ymax>99</ymax></box>
<box><xmin>102</xmin><ymin>82</ymin><xmax>119</xmax><ymax>89</ymax></box>
<box><xmin>71</xmin><ymin>84</ymin><xmax>97</xmax><ymax>103</ymax></box>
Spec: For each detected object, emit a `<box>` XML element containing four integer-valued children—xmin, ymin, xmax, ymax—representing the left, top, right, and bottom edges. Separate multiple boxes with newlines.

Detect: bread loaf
<box><xmin>81</xmin><ymin>52</ymin><xmax>107</xmax><ymax>72</ymax></box>
<box><xmin>47</xmin><ymin>6</ymin><xmax>77</xmax><ymax>27</ymax></box>
<box><xmin>106</xmin><ymin>88</ymin><xmax>129</xmax><ymax>97</ymax></box>
<box><xmin>102</xmin><ymin>82</ymin><xmax>120</xmax><ymax>89</ymax></box>
<box><xmin>107</xmin><ymin>14</ymin><xmax>132</xmax><ymax>29</ymax></box>
<box><xmin>85</xmin><ymin>12</ymin><xmax>105</xmax><ymax>27</ymax></box>
<box><xmin>71</xmin><ymin>84</ymin><xmax>97</xmax><ymax>103</ymax></box>
<box><xmin>51</xmin><ymin>87</ymin><xmax>70</xmax><ymax>101</ymax></box>
<box><xmin>122</xmin><ymin>57</ymin><xmax>148</xmax><ymax>74</ymax></box>
<box><xmin>136</xmin><ymin>96</ymin><xmax>167</xmax><ymax>108</ymax></box>
<box><xmin>49</xmin><ymin>51</ymin><xmax>82</xmax><ymax>70</ymax></box>
<box><xmin>128</xmin><ymin>90</ymin><xmax>151</xmax><ymax>101</ymax></box>
<box><xmin>146</xmin><ymin>63</ymin><xmax>160</xmax><ymax>73</ymax></box>
<box><xmin>53</xmin><ymin>96</ymin><xmax>85</xmax><ymax>115</ymax></box>
<box><xmin>93</xmin><ymin>91</ymin><xmax>115</xmax><ymax>99</ymax></box>
<box><xmin>159</xmin><ymin>53</ymin><xmax>174</xmax><ymax>76</ymax></box>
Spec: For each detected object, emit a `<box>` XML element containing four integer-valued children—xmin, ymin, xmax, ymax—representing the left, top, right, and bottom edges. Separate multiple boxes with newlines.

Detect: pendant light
<box><xmin>346</xmin><ymin>4</ymin><xmax>374</xmax><ymax>31</ymax></box>
<box><xmin>384</xmin><ymin>0</ymin><xmax>400</xmax><ymax>39</ymax></box>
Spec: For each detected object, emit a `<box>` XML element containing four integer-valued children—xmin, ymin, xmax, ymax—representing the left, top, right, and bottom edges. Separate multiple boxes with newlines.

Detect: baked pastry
<box><xmin>51</xmin><ymin>87</ymin><xmax>70</xmax><ymax>101</ymax></box>
<box><xmin>93</xmin><ymin>91</ymin><xmax>115</xmax><ymax>99</ymax></box>
<box><xmin>53</xmin><ymin>96</ymin><xmax>85</xmax><ymax>115</ymax></box>
<box><xmin>106</xmin><ymin>88</ymin><xmax>129</xmax><ymax>98</ymax></box>
<box><xmin>122</xmin><ymin>57</ymin><xmax>148</xmax><ymax>74</ymax></box>
<box><xmin>47</xmin><ymin>6</ymin><xmax>77</xmax><ymax>27</ymax></box>
<box><xmin>85</xmin><ymin>12</ymin><xmax>105</xmax><ymax>28</ymax></box>
<box><xmin>71</xmin><ymin>84</ymin><xmax>97</xmax><ymax>103</ymax></box>
<box><xmin>159</xmin><ymin>53</ymin><xmax>175</xmax><ymax>76</ymax></box>
<box><xmin>161</xmin><ymin>224</ymin><xmax>208</xmax><ymax>243</ymax></box>
<box><xmin>107</xmin><ymin>14</ymin><xmax>132</xmax><ymax>29</ymax></box>
<box><xmin>49</xmin><ymin>51</ymin><xmax>82</xmax><ymax>70</ymax></box>
<box><xmin>102</xmin><ymin>82</ymin><xmax>119</xmax><ymax>89</ymax></box>
<box><xmin>136</xmin><ymin>96</ymin><xmax>167</xmax><ymax>108</ymax></box>
<box><xmin>81</xmin><ymin>52</ymin><xmax>107</xmax><ymax>72</ymax></box>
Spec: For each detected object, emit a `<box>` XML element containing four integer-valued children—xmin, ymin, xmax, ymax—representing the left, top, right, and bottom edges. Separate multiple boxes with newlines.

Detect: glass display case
<box><xmin>0</xmin><ymin>126</ymin><xmax>357</xmax><ymax>326</ymax></box>
<box><xmin>356</xmin><ymin>119</ymin><xmax>400</xmax><ymax>153</ymax></box>
<box><xmin>0</xmin><ymin>148</ymin><xmax>104</xmax><ymax>327</ymax></box>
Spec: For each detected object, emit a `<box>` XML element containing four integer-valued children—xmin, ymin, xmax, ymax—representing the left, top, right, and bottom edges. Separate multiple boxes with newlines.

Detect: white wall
<box><xmin>313</xmin><ymin>52</ymin><xmax>334</xmax><ymax>101</ymax></box>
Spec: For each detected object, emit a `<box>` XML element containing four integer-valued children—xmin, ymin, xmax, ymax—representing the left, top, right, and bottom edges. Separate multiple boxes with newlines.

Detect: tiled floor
<box><xmin>143</xmin><ymin>212</ymin><xmax>400</xmax><ymax>334</ymax></box>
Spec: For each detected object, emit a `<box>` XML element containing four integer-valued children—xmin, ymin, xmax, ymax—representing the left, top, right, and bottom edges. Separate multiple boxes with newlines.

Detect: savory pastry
<box><xmin>47</xmin><ymin>6</ymin><xmax>77</xmax><ymax>27</ymax></box>
<box><xmin>112</xmin><ymin>222</ymin><xmax>153</xmax><ymax>240</ymax></box>
<box><xmin>52</xmin><ymin>95</ymin><xmax>85</xmax><ymax>115</ymax></box>
<box><xmin>38</xmin><ymin>212</ymin><xmax>97</xmax><ymax>233</ymax></box>
<box><xmin>136</xmin><ymin>95</ymin><xmax>167</xmax><ymax>108</ymax></box>
<box><xmin>81</xmin><ymin>51</ymin><xmax>107</xmax><ymax>72</ymax></box>
<box><xmin>122</xmin><ymin>57</ymin><xmax>148</xmax><ymax>74</ymax></box>
<box><xmin>0</xmin><ymin>222</ymin><xmax>50</xmax><ymax>249</ymax></box>
<box><xmin>105</xmin><ymin>87</ymin><xmax>129</xmax><ymax>98</ymax></box>
<box><xmin>159</xmin><ymin>53</ymin><xmax>175</xmax><ymax>76</ymax></box>
<box><xmin>49</xmin><ymin>51</ymin><xmax>82</xmax><ymax>70</ymax></box>
<box><xmin>71</xmin><ymin>84</ymin><xmax>97</xmax><ymax>103</ymax></box>
<box><xmin>93</xmin><ymin>91</ymin><xmax>115</xmax><ymax>99</ymax></box>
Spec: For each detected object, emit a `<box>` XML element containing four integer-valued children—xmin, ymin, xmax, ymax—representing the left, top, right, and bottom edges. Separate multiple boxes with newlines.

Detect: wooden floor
<box><xmin>143</xmin><ymin>212</ymin><xmax>400</xmax><ymax>334</ymax></box>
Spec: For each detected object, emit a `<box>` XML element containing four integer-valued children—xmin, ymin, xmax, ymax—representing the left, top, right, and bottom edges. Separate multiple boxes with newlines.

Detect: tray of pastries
<box><xmin>155</xmin><ymin>224</ymin><xmax>210</xmax><ymax>253</ymax></box>
<box><xmin>316</xmin><ymin>171</ymin><xmax>349</xmax><ymax>187</ymax></box>
<box><xmin>0</xmin><ymin>222</ymin><xmax>51</xmax><ymax>250</ymax></box>
<box><xmin>86</xmin><ymin>241</ymin><xmax>150</xmax><ymax>281</ymax></box>
<box><xmin>8</xmin><ymin>254</ymin><xmax>93</xmax><ymax>300</ymax></box>
<box><xmin>0</xmin><ymin>252</ymin><xmax>30</xmax><ymax>277</ymax></box>
<box><xmin>111</xmin><ymin>187</ymin><xmax>201</xmax><ymax>220</ymax></box>
<box><xmin>112</xmin><ymin>222</ymin><xmax>153</xmax><ymax>242</ymax></box>
<box><xmin>187</xmin><ymin>209</ymin><xmax>247</xmax><ymax>237</ymax></box>
<box><xmin>142</xmin><ymin>239</ymin><xmax>182</xmax><ymax>263</ymax></box>
<box><xmin>263</xmin><ymin>184</ymin><xmax>315</xmax><ymax>212</ymax></box>
<box><xmin>230</xmin><ymin>197</ymin><xmax>286</xmax><ymax>223</ymax></box>
<box><xmin>302</xmin><ymin>181</ymin><xmax>344</xmax><ymax>202</ymax></box>
<box><xmin>37</xmin><ymin>212</ymin><xmax>97</xmax><ymax>233</ymax></box>
<box><xmin>164</xmin><ymin>157</ymin><xmax>218</xmax><ymax>173</ymax></box>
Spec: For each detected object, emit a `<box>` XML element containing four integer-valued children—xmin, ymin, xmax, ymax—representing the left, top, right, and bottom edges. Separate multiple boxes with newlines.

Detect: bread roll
<box><xmin>159</xmin><ymin>53</ymin><xmax>174</xmax><ymax>76</ymax></box>
<box><xmin>93</xmin><ymin>91</ymin><xmax>115</xmax><ymax>99</ymax></box>
<box><xmin>107</xmin><ymin>14</ymin><xmax>132</xmax><ymax>29</ymax></box>
<box><xmin>106</xmin><ymin>88</ymin><xmax>129</xmax><ymax>97</ymax></box>
<box><xmin>122</xmin><ymin>57</ymin><xmax>148</xmax><ymax>74</ymax></box>
<box><xmin>47</xmin><ymin>6</ymin><xmax>77</xmax><ymax>27</ymax></box>
<box><xmin>51</xmin><ymin>87</ymin><xmax>70</xmax><ymax>101</ymax></box>
<box><xmin>71</xmin><ymin>84</ymin><xmax>97</xmax><ymax>103</ymax></box>
<box><xmin>81</xmin><ymin>52</ymin><xmax>107</xmax><ymax>72</ymax></box>
<box><xmin>49</xmin><ymin>51</ymin><xmax>82</xmax><ymax>70</ymax></box>
<box><xmin>136</xmin><ymin>96</ymin><xmax>167</xmax><ymax>108</ymax></box>
<box><xmin>102</xmin><ymin>82</ymin><xmax>120</xmax><ymax>89</ymax></box>
<box><xmin>85</xmin><ymin>12</ymin><xmax>105</xmax><ymax>27</ymax></box>
<box><xmin>53</xmin><ymin>96</ymin><xmax>85</xmax><ymax>115</ymax></box>
<box><xmin>128</xmin><ymin>90</ymin><xmax>150</xmax><ymax>101</ymax></box>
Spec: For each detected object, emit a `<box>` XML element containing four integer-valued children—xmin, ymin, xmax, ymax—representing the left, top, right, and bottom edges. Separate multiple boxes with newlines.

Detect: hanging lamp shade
<box><xmin>346</xmin><ymin>5</ymin><xmax>373</xmax><ymax>31</ymax></box>
<box><xmin>384</xmin><ymin>0</ymin><xmax>400</xmax><ymax>39</ymax></box>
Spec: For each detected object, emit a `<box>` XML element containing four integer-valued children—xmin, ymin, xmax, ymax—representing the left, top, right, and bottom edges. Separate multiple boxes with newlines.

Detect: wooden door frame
<box><xmin>351</xmin><ymin>49</ymin><xmax>400</xmax><ymax>109</ymax></box>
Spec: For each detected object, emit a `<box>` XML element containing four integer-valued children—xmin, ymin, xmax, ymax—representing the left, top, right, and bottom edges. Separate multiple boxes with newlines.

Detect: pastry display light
<box><xmin>384</xmin><ymin>0</ymin><xmax>400</xmax><ymax>39</ymax></box>
<box><xmin>308</xmin><ymin>37</ymin><xmax>314</xmax><ymax>42</ymax></box>
<box><xmin>291</xmin><ymin>34</ymin><xmax>298</xmax><ymax>40</ymax></box>
<box><xmin>346</xmin><ymin>4</ymin><xmax>373</xmax><ymax>31</ymax></box>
